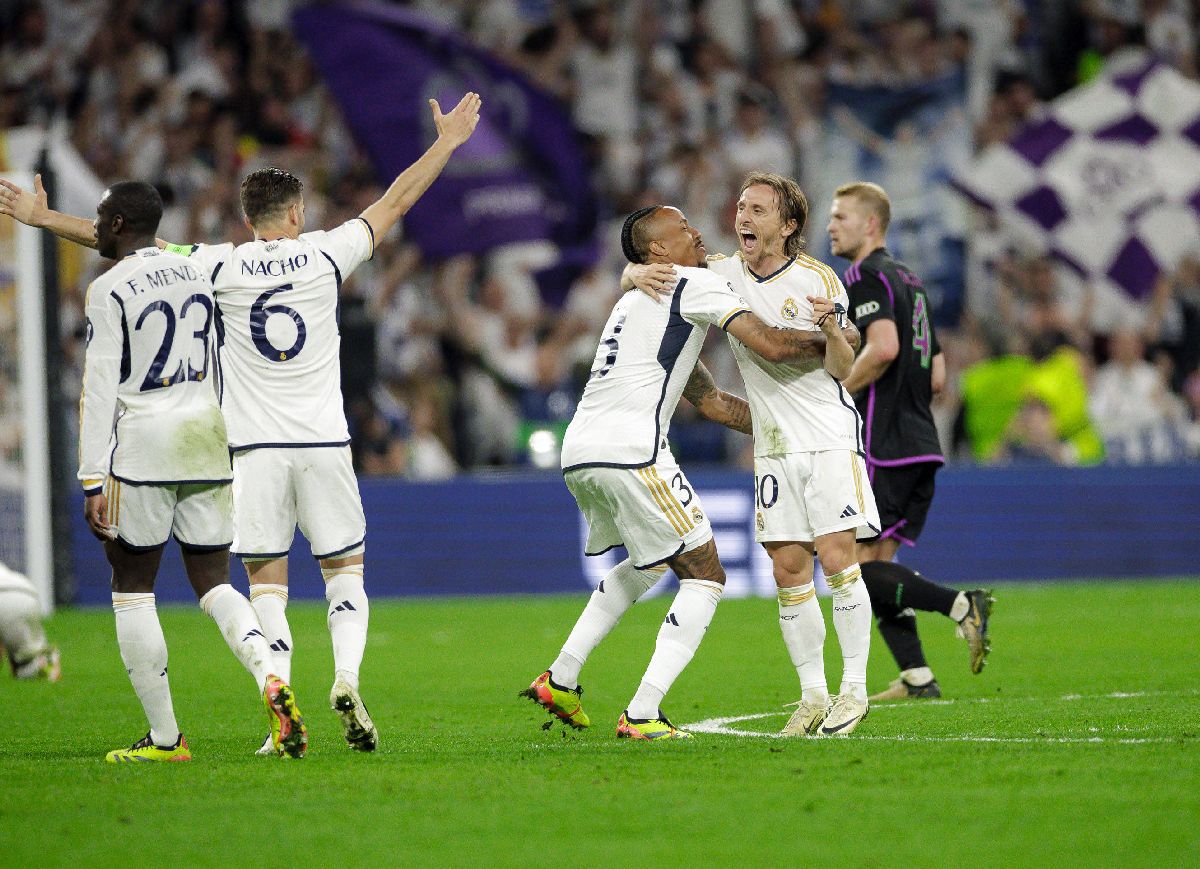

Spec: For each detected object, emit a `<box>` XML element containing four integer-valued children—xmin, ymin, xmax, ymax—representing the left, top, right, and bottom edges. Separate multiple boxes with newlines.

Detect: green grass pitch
<box><xmin>1</xmin><ymin>580</ymin><xmax>1197</xmax><ymax>866</ymax></box>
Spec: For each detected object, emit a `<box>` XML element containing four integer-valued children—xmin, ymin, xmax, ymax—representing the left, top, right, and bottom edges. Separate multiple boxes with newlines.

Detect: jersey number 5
<box><xmin>589</xmin><ymin>312</ymin><xmax>627</xmax><ymax>381</ymax></box>
<box><xmin>251</xmin><ymin>284</ymin><xmax>308</xmax><ymax>362</ymax></box>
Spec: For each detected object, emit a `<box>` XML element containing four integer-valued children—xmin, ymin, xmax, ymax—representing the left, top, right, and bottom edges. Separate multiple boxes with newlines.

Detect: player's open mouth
<box><xmin>739</xmin><ymin>231</ymin><xmax>758</xmax><ymax>253</ymax></box>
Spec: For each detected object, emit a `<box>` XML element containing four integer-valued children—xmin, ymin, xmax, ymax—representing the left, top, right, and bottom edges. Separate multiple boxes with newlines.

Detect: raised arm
<box><xmin>359</xmin><ymin>92</ymin><xmax>481</xmax><ymax>242</ymax></box>
<box><xmin>0</xmin><ymin>174</ymin><xmax>99</xmax><ymax>248</ymax></box>
<box><xmin>682</xmin><ymin>360</ymin><xmax>753</xmax><ymax>436</ymax></box>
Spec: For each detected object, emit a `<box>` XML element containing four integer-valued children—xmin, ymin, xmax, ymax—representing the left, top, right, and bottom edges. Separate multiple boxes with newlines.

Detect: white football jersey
<box><xmin>179</xmin><ymin>218</ymin><xmax>373</xmax><ymax>450</ymax></box>
<box><xmin>708</xmin><ymin>252</ymin><xmax>863</xmax><ymax>457</ymax></box>
<box><xmin>561</xmin><ymin>266</ymin><xmax>749</xmax><ymax>470</ymax></box>
<box><xmin>78</xmin><ymin>247</ymin><xmax>231</xmax><ymax>490</ymax></box>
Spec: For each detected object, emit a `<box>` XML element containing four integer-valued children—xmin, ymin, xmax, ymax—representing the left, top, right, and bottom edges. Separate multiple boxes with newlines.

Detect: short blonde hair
<box><xmin>835</xmin><ymin>181</ymin><xmax>891</xmax><ymax>235</ymax></box>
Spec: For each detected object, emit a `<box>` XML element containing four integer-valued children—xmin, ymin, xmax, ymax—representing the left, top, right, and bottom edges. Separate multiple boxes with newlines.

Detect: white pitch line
<box><xmin>683</xmin><ymin>690</ymin><xmax>1197</xmax><ymax>743</ymax></box>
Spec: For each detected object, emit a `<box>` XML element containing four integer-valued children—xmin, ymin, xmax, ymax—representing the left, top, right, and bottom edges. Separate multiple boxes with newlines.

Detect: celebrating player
<box><xmin>523</xmin><ymin>204</ymin><xmax>854</xmax><ymax>739</ymax></box>
<box><xmin>626</xmin><ymin>173</ymin><xmax>877</xmax><ymax>737</ymax></box>
<box><xmin>73</xmin><ymin>182</ymin><xmax>305</xmax><ymax>761</ymax></box>
<box><xmin>829</xmin><ymin>182</ymin><xmax>993</xmax><ymax>699</ymax></box>
<box><xmin>0</xmin><ymin>560</ymin><xmax>60</xmax><ymax>681</ymax></box>
<box><xmin>1</xmin><ymin>92</ymin><xmax>482</xmax><ymax>753</ymax></box>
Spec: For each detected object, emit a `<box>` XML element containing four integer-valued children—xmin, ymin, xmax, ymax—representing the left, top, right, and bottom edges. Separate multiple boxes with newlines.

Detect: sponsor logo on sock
<box><xmin>834</xmin><ymin>603</ymin><xmax>861</xmax><ymax>612</ymax></box>
<box><xmin>780</xmin><ymin>613</ymin><xmax>798</xmax><ymax>621</ymax></box>
<box><xmin>598</xmin><ymin>580</ymin><xmax>605</xmax><ymax>593</ymax></box>
<box><xmin>333</xmin><ymin>600</ymin><xmax>357</xmax><ymax>613</ymax></box>
<box><xmin>243</xmin><ymin>628</ymin><xmax>266</xmax><ymax>642</ymax></box>
<box><xmin>270</xmin><ymin>639</ymin><xmax>290</xmax><ymax>652</ymax></box>
<box><xmin>664</xmin><ymin>613</ymin><xmax>680</xmax><ymax>626</ymax></box>
<box><xmin>839</xmin><ymin>505</ymin><xmax>857</xmax><ymax>518</ymax></box>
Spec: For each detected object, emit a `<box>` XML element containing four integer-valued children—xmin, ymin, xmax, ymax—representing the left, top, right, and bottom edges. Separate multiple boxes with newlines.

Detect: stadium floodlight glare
<box><xmin>528</xmin><ymin>428</ymin><xmax>559</xmax><ymax>469</ymax></box>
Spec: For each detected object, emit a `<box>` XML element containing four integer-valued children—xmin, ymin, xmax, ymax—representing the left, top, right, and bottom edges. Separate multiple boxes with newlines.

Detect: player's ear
<box><xmin>781</xmin><ymin>218</ymin><xmax>797</xmax><ymax>240</ymax></box>
<box><xmin>648</xmin><ymin>239</ymin><xmax>668</xmax><ymax>258</ymax></box>
<box><xmin>111</xmin><ymin>214</ymin><xmax>124</xmax><ymax>235</ymax></box>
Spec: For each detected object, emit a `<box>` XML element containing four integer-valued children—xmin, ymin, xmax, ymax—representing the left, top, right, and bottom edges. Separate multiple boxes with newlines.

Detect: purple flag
<box><xmin>953</xmin><ymin>57</ymin><xmax>1200</xmax><ymax>302</ymax></box>
<box><xmin>292</xmin><ymin>3</ymin><xmax>601</xmax><ymax>259</ymax></box>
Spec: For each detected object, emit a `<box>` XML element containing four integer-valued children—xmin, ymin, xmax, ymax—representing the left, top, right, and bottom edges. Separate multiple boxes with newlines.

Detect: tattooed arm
<box><xmin>682</xmin><ymin>361</ymin><xmax>753</xmax><ymax>436</ymax></box>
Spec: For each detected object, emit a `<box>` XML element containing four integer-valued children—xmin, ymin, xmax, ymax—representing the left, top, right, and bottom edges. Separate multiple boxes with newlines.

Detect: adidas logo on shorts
<box><xmin>840</xmin><ymin>505</ymin><xmax>857</xmax><ymax>518</ymax></box>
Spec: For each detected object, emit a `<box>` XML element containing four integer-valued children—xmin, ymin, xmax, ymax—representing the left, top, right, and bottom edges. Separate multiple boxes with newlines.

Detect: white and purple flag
<box><xmin>953</xmin><ymin>55</ymin><xmax>1200</xmax><ymax>300</ymax></box>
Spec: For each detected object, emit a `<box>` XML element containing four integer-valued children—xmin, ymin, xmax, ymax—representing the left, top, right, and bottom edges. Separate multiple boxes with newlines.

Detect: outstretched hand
<box><xmin>630</xmin><ymin>263</ymin><xmax>678</xmax><ymax>302</ymax></box>
<box><xmin>0</xmin><ymin>173</ymin><xmax>49</xmax><ymax>227</ymax></box>
<box><xmin>430</xmin><ymin>92</ymin><xmax>482</xmax><ymax>149</ymax></box>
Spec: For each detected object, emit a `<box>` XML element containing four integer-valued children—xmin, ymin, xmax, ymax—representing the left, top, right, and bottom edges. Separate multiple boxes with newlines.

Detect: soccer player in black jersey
<box><xmin>828</xmin><ymin>182</ymin><xmax>993</xmax><ymax>699</ymax></box>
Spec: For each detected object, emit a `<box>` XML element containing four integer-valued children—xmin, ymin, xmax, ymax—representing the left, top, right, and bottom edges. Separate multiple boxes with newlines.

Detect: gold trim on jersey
<box><xmin>797</xmin><ymin>253</ymin><xmax>840</xmax><ymax>300</ymax></box>
<box><xmin>637</xmin><ymin>466</ymin><xmax>693</xmax><ymax>535</ymax></box>
<box><xmin>718</xmin><ymin>307</ymin><xmax>750</xmax><ymax>329</ymax></box>
<box><xmin>105</xmin><ymin>476</ymin><xmax>122</xmax><ymax>526</ymax></box>
<box><xmin>850</xmin><ymin>454</ymin><xmax>866</xmax><ymax>514</ymax></box>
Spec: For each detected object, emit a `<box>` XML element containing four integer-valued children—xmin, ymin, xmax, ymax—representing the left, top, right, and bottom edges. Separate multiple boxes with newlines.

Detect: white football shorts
<box><xmin>103</xmin><ymin>476</ymin><xmax>233</xmax><ymax>551</ymax></box>
<box><xmin>564</xmin><ymin>455</ymin><xmax>713</xmax><ymax>570</ymax></box>
<box><xmin>231</xmin><ymin>446</ymin><xmax>365</xmax><ymax>560</ymax></box>
<box><xmin>753</xmin><ymin>450</ymin><xmax>881</xmax><ymax>543</ymax></box>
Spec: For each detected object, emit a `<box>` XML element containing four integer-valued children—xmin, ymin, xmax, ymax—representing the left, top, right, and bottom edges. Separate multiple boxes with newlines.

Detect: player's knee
<box><xmin>319</xmin><ymin>545</ymin><xmax>365</xmax><ymax>569</ymax></box>
<box><xmin>110</xmin><ymin>572</ymin><xmax>154</xmax><ymax>594</ymax></box>
<box><xmin>670</xmin><ymin>540</ymin><xmax>725</xmax><ymax>584</ymax></box>
<box><xmin>632</xmin><ymin>562</ymin><xmax>668</xmax><ymax>593</ymax></box>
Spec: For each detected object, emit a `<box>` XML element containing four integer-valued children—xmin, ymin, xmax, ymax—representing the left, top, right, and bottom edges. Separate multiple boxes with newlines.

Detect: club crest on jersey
<box><xmin>756</xmin><ymin>510</ymin><xmax>765</xmax><ymax>531</ymax></box>
<box><xmin>691</xmin><ymin>507</ymin><xmax>703</xmax><ymax>524</ymax></box>
<box><xmin>781</xmin><ymin>298</ymin><xmax>798</xmax><ymax>320</ymax></box>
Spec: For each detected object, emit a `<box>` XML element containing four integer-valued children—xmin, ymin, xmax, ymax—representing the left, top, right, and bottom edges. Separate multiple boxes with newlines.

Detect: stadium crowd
<box><xmin>1</xmin><ymin>0</ymin><xmax>1199</xmax><ymax>479</ymax></box>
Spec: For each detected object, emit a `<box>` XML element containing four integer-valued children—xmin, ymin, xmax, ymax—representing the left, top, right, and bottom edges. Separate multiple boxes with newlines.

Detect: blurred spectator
<box><xmin>722</xmin><ymin>85</ymin><xmax>794</xmax><ymax>182</ymax></box>
<box><xmin>2</xmin><ymin>0</ymin><xmax>1198</xmax><ymax>479</ymax></box>
<box><xmin>1090</xmin><ymin>329</ymin><xmax>1190</xmax><ymax>463</ymax></box>
<box><xmin>996</xmin><ymin>397</ymin><xmax>1079</xmax><ymax>465</ymax></box>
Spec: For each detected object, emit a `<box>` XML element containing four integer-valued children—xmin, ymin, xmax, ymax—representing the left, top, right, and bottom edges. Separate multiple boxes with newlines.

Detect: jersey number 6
<box><xmin>251</xmin><ymin>283</ymin><xmax>308</xmax><ymax>362</ymax></box>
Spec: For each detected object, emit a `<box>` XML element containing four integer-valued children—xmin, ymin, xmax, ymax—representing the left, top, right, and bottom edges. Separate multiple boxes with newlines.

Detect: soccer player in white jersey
<box><xmin>626</xmin><ymin>173</ymin><xmax>879</xmax><ymax>736</ymax></box>
<box><xmin>0</xmin><ymin>561</ymin><xmax>60</xmax><ymax>681</ymax></box>
<box><xmin>75</xmin><ymin>182</ymin><xmax>306</xmax><ymax>761</ymax></box>
<box><xmin>522</xmin><ymin>204</ymin><xmax>853</xmax><ymax>739</ymax></box>
<box><xmin>2</xmin><ymin>93</ymin><xmax>483</xmax><ymax>753</ymax></box>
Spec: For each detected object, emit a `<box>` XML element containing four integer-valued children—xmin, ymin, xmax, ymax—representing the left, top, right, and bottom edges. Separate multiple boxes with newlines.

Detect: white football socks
<box><xmin>627</xmin><ymin>578</ymin><xmax>724</xmax><ymax>720</ymax></box>
<box><xmin>902</xmin><ymin>666</ymin><xmax>936</xmax><ymax>686</ymax></box>
<box><xmin>112</xmin><ymin>592</ymin><xmax>179</xmax><ymax>746</ymax></box>
<box><xmin>323</xmin><ymin>565</ymin><xmax>368</xmax><ymax>691</ymax></box>
<box><xmin>827</xmin><ymin>563</ymin><xmax>871</xmax><ymax>701</ymax></box>
<box><xmin>198</xmin><ymin>583</ymin><xmax>274</xmax><ymax>691</ymax></box>
<box><xmin>0</xmin><ymin>588</ymin><xmax>48</xmax><ymax>663</ymax></box>
<box><xmin>552</xmin><ymin>560</ymin><xmax>664</xmax><ymax>689</ymax></box>
<box><xmin>249</xmin><ymin>583</ymin><xmax>293</xmax><ymax>682</ymax></box>
<box><xmin>777</xmin><ymin>583</ymin><xmax>828</xmax><ymax>704</ymax></box>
